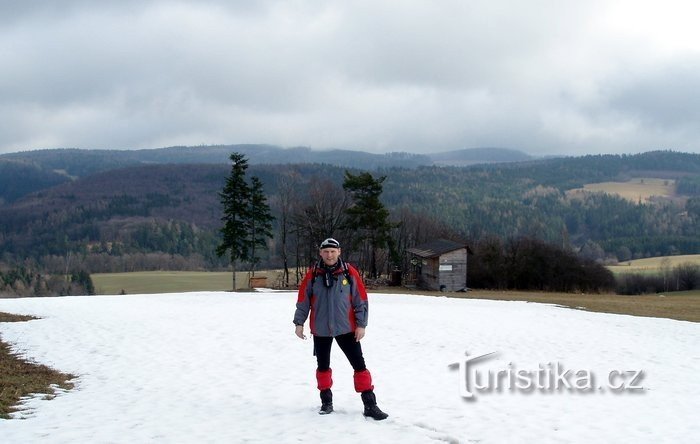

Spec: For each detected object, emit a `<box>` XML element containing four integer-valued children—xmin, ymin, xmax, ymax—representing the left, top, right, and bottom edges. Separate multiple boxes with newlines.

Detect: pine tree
<box><xmin>248</xmin><ymin>176</ymin><xmax>275</xmax><ymax>276</ymax></box>
<box><xmin>343</xmin><ymin>171</ymin><xmax>394</xmax><ymax>278</ymax></box>
<box><xmin>216</xmin><ymin>153</ymin><xmax>252</xmax><ymax>290</ymax></box>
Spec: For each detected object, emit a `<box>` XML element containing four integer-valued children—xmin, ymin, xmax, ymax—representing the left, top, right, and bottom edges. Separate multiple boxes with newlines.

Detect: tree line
<box><xmin>0</xmin><ymin>265</ymin><xmax>94</xmax><ymax>297</ymax></box>
<box><xmin>616</xmin><ymin>262</ymin><xmax>700</xmax><ymax>294</ymax></box>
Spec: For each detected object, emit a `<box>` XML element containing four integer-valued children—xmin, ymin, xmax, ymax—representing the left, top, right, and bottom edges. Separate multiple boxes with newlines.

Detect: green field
<box><xmin>93</xmin><ymin>270</ymin><xmax>292</xmax><ymax>295</ymax></box>
<box><xmin>92</xmin><ymin>271</ymin><xmax>237</xmax><ymax>294</ymax></box>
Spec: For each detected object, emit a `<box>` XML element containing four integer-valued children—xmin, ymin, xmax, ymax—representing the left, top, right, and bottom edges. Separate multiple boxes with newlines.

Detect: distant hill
<box><xmin>1</xmin><ymin>145</ymin><xmax>531</xmax><ymax>172</ymax></box>
<box><xmin>0</xmin><ymin>158</ymin><xmax>68</xmax><ymax>204</ymax></box>
<box><xmin>430</xmin><ymin>147</ymin><xmax>533</xmax><ymax>165</ymax></box>
<box><xmin>0</xmin><ymin>144</ymin><xmax>432</xmax><ymax>176</ymax></box>
<box><xmin>0</xmin><ymin>145</ymin><xmax>529</xmax><ymax>203</ymax></box>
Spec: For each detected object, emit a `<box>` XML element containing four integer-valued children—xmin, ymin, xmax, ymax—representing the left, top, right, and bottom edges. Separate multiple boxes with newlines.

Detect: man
<box><xmin>293</xmin><ymin>237</ymin><xmax>388</xmax><ymax>420</ymax></box>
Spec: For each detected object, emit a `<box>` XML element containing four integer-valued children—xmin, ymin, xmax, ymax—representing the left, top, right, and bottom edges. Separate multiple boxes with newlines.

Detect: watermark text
<box><xmin>448</xmin><ymin>351</ymin><xmax>645</xmax><ymax>399</ymax></box>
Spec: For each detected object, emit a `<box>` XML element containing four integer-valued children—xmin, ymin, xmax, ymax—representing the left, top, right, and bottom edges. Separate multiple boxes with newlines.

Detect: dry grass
<box><xmin>0</xmin><ymin>312</ymin><xmax>75</xmax><ymax>419</ymax></box>
<box><xmin>567</xmin><ymin>177</ymin><xmax>676</xmax><ymax>203</ymax></box>
<box><xmin>92</xmin><ymin>271</ymin><xmax>255</xmax><ymax>294</ymax></box>
<box><xmin>0</xmin><ymin>312</ymin><xmax>37</xmax><ymax>323</ymax></box>
<box><xmin>608</xmin><ymin>254</ymin><xmax>700</xmax><ymax>275</ymax></box>
<box><xmin>377</xmin><ymin>288</ymin><xmax>700</xmax><ymax>323</ymax></box>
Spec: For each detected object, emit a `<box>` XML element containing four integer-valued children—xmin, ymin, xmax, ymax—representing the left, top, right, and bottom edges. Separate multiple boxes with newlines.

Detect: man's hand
<box><xmin>354</xmin><ymin>327</ymin><xmax>365</xmax><ymax>342</ymax></box>
<box><xmin>295</xmin><ymin>324</ymin><xmax>306</xmax><ymax>340</ymax></box>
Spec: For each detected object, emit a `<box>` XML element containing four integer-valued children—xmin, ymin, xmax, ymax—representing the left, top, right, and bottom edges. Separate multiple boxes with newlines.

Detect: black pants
<box><xmin>314</xmin><ymin>332</ymin><xmax>367</xmax><ymax>372</ymax></box>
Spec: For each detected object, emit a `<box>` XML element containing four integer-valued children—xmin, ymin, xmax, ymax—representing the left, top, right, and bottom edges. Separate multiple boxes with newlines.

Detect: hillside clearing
<box><xmin>567</xmin><ymin>177</ymin><xmax>676</xmax><ymax>203</ymax></box>
<box><xmin>608</xmin><ymin>254</ymin><xmax>700</xmax><ymax>274</ymax></box>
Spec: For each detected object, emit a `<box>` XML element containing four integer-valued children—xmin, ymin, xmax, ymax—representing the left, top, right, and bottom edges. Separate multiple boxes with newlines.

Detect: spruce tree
<box><xmin>217</xmin><ymin>153</ymin><xmax>252</xmax><ymax>290</ymax></box>
<box><xmin>248</xmin><ymin>176</ymin><xmax>275</xmax><ymax>276</ymax></box>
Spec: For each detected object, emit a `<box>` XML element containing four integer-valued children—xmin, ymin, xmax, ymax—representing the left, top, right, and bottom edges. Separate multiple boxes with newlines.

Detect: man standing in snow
<box><xmin>293</xmin><ymin>237</ymin><xmax>388</xmax><ymax>420</ymax></box>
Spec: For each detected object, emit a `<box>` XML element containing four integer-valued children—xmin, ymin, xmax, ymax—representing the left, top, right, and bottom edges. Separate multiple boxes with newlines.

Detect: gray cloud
<box><xmin>607</xmin><ymin>58</ymin><xmax>700</xmax><ymax>127</ymax></box>
<box><xmin>1</xmin><ymin>0</ymin><xmax>699</xmax><ymax>155</ymax></box>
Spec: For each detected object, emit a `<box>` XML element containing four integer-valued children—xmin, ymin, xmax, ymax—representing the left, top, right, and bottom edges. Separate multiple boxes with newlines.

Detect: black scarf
<box><xmin>319</xmin><ymin>259</ymin><xmax>343</xmax><ymax>288</ymax></box>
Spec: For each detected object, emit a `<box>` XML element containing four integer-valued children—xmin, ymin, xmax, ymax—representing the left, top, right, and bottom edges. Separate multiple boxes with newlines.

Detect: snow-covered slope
<box><xmin>0</xmin><ymin>291</ymin><xmax>698</xmax><ymax>443</ymax></box>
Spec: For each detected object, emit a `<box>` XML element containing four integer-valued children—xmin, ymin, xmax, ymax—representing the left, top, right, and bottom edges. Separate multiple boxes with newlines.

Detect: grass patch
<box><xmin>92</xmin><ymin>271</ymin><xmax>234</xmax><ymax>294</ymax></box>
<box><xmin>378</xmin><ymin>288</ymin><xmax>700</xmax><ymax>323</ymax></box>
<box><xmin>0</xmin><ymin>312</ymin><xmax>75</xmax><ymax>419</ymax></box>
<box><xmin>91</xmin><ymin>271</ymin><xmax>257</xmax><ymax>294</ymax></box>
<box><xmin>0</xmin><ymin>312</ymin><xmax>37</xmax><ymax>323</ymax></box>
<box><xmin>567</xmin><ymin>177</ymin><xmax>676</xmax><ymax>203</ymax></box>
<box><xmin>608</xmin><ymin>254</ymin><xmax>700</xmax><ymax>275</ymax></box>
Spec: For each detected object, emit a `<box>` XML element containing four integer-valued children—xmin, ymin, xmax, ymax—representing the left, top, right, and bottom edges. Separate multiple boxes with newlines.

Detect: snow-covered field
<box><xmin>0</xmin><ymin>291</ymin><xmax>698</xmax><ymax>443</ymax></box>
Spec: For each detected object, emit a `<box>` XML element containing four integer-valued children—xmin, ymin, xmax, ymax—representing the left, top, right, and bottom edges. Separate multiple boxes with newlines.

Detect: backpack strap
<box><xmin>310</xmin><ymin>259</ymin><xmax>354</xmax><ymax>293</ymax></box>
<box><xmin>341</xmin><ymin>259</ymin><xmax>354</xmax><ymax>295</ymax></box>
<box><xmin>310</xmin><ymin>260</ymin><xmax>321</xmax><ymax>284</ymax></box>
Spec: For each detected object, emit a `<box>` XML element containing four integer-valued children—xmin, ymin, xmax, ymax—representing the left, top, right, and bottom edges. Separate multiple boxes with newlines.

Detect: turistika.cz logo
<box><xmin>448</xmin><ymin>351</ymin><xmax>645</xmax><ymax>399</ymax></box>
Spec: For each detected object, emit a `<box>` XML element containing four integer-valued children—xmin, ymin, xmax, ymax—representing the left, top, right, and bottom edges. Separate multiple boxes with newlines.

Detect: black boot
<box><xmin>319</xmin><ymin>389</ymin><xmax>333</xmax><ymax>415</ymax></box>
<box><xmin>361</xmin><ymin>390</ymin><xmax>388</xmax><ymax>420</ymax></box>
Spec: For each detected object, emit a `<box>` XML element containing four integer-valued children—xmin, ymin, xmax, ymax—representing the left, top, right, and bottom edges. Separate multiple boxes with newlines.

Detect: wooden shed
<box><xmin>407</xmin><ymin>239</ymin><xmax>471</xmax><ymax>292</ymax></box>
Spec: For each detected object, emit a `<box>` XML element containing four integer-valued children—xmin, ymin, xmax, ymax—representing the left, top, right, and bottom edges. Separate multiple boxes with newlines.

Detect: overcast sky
<box><xmin>1</xmin><ymin>0</ymin><xmax>699</xmax><ymax>157</ymax></box>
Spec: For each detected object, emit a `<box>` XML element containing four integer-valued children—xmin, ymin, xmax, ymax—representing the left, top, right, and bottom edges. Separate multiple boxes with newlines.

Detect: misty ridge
<box><xmin>0</xmin><ymin>145</ymin><xmax>533</xmax><ymax>203</ymax></box>
<box><xmin>0</xmin><ymin>144</ymin><xmax>533</xmax><ymax>181</ymax></box>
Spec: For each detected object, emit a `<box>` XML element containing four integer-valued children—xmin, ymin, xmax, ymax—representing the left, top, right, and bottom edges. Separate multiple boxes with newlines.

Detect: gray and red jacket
<box><xmin>294</xmin><ymin>260</ymin><xmax>368</xmax><ymax>337</ymax></box>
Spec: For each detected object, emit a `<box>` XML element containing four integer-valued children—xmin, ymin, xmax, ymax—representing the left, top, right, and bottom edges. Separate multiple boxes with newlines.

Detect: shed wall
<box><xmin>416</xmin><ymin>248</ymin><xmax>468</xmax><ymax>291</ymax></box>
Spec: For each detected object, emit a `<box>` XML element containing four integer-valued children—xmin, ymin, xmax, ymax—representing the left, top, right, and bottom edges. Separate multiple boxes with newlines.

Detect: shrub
<box><xmin>616</xmin><ymin>273</ymin><xmax>666</xmax><ymax>295</ymax></box>
<box><xmin>469</xmin><ymin>237</ymin><xmax>616</xmax><ymax>293</ymax></box>
<box><xmin>673</xmin><ymin>262</ymin><xmax>700</xmax><ymax>291</ymax></box>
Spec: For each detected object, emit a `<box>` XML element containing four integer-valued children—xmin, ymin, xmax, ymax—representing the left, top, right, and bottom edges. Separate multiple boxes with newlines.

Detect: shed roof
<box><xmin>406</xmin><ymin>238</ymin><xmax>470</xmax><ymax>258</ymax></box>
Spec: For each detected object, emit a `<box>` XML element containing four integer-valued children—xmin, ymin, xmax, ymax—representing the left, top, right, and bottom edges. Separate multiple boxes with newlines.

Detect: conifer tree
<box><xmin>217</xmin><ymin>153</ymin><xmax>252</xmax><ymax>290</ymax></box>
<box><xmin>248</xmin><ymin>176</ymin><xmax>275</xmax><ymax>276</ymax></box>
<box><xmin>343</xmin><ymin>171</ymin><xmax>394</xmax><ymax>278</ymax></box>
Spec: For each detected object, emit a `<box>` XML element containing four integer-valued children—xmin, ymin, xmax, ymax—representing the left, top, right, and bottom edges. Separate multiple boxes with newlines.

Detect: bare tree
<box><xmin>391</xmin><ymin>207</ymin><xmax>463</xmax><ymax>275</ymax></box>
<box><xmin>660</xmin><ymin>257</ymin><xmax>672</xmax><ymax>292</ymax></box>
<box><xmin>271</xmin><ymin>172</ymin><xmax>301</xmax><ymax>287</ymax></box>
<box><xmin>291</xmin><ymin>177</ymin><xmax>350</xmax><ymax>270</ymax></box>
<box><xmin>674</xmin><ymin>262</ymin><xmax>700</xmax><ymax>291</ymax></box>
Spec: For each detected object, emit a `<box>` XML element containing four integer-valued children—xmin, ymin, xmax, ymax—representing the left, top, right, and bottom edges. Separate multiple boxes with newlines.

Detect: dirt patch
<box><xmin>0</xmin><ymin>312</ymin><xmax>75</xmax><ymax>419</ymax></box>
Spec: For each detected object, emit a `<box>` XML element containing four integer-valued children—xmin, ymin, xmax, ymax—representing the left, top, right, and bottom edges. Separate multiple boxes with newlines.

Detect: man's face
<box><xmin>320</xmin><ymin>247</ymin><xmax>341</xmax><ymax>266</ymax></box>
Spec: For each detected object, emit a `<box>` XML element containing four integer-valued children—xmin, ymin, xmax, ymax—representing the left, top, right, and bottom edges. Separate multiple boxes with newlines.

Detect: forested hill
<box><xmin>0</xmin><ymin>164</ymin><xmax>229</xmax><ymax>267</ymax></box>
<box><xmin>0</xmin><ymin>145</ymin><xmax>529</xmax><ymax>203</ymax></box>
<box><xmin>1</xmin><ymin>150</ymin><xmax>699</xmax><ymax>272</ymax></box>
<box><xmin>0</xmin><ymin>144</ymin><xmax>431</xmax><ymax>177</ymax></box>
<box><xmin>380</xmin><ymin>152</ymin><xmax>700</xmax><ymax>256</ymax></box>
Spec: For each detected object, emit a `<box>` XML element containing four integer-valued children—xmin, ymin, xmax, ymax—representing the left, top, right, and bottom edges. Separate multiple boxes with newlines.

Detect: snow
<box><xmin>0</xmin><ymin>291</ymin><xmax>698</xmax><ymax>443</ymax></box>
